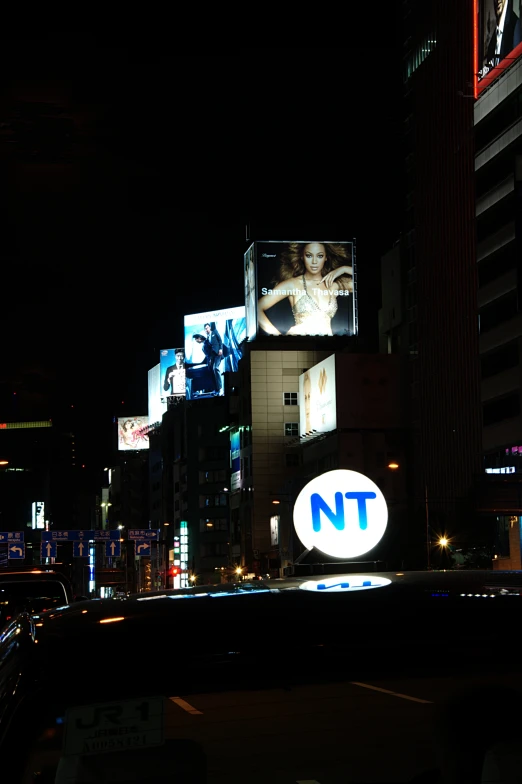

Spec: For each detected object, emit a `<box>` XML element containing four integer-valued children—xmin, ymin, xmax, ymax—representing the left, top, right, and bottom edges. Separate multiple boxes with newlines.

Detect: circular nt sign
<box><xmin>293</xmin><ymin>469</ymin><xmax>388</xmax><ymax>559</ymax></box>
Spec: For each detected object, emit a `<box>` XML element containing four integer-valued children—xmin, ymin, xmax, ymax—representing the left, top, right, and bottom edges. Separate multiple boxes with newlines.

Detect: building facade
<box><xmin>474</xmin><ymin>55</ymin><xmax>522</xmax><ymax>568</ymax></box>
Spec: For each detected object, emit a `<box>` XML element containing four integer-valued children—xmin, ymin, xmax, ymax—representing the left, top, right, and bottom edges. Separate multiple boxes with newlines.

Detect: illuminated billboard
<box><xmin>183</xmin><ymin>306</ymin><xmax>246</xmax><ymax>399</ymax></box>
<box><xmin>254</xmin><ymin>240</ymin><xmax>356</xmax><ymax>339</ymax></box>
<box><xmin>32</xmin><ymin>501</ymin><xmax>45</xmax><ymax>530</ymax></box>
<box><xmin>230</xmin><ymin>428</ymin><xmax>240</xmax><ymax>491</ymax></box>
<box><xmin>160</xmin><ymin>348</ymin><xmax>186</xmax><ymax>400</ymax></box>
<box><xmin>148</xmin><ymin>364</ymin><xmax>167</xmax><ymax>425</ymax></box>
<box><xmin>476</xmin><ymin>0</ymin><xmax>522</xmax><ymax>92</ymax></box>
<box><xmin>299</xmin><ymin>355</ymin><xmax>337</xmax><ymax>436</ymax></box>
<box><xmin>244</xmin><ymin>242</ymin><xmax>257</xmax><ymax>341</ymax></box>
<box><xmin>117</xmin><ymin>416</ymin><xmax>149</xmax><ymax>451</ymax></box>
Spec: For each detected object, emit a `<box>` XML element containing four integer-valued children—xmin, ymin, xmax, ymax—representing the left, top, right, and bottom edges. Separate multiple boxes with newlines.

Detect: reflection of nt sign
<box><xmin>317</xmin><ymin>580</ymin><xmax>372</xmax><ymax>590</ymax></box>
<box><xmin>311</xmin><ymin>492</ymin><xmax>377</xmax><ymax>532</ymax></box>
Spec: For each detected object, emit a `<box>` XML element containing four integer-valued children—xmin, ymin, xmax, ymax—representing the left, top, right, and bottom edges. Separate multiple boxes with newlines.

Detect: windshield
<box><xmin>0</xmin><ymin>581</ymin><xmax>68</xmax><ymax>615</ymax></box>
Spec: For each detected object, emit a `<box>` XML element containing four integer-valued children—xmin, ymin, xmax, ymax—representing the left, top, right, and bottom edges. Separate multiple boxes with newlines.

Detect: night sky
<box><xmin>1</xmin><ymin>39</ymin><xmax>404</xmax><ymax>469</ymax></box>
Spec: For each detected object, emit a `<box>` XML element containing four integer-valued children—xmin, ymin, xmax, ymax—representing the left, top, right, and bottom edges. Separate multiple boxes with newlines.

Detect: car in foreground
<box><xmin>0</xmin><ymin>568</ymin><xmax>73</xmax><ymax>628</ymax></box>
<box><xmin>1</xmin><ymin>569</ymin><xmax>522</xmax><ymax>782</ymax></box>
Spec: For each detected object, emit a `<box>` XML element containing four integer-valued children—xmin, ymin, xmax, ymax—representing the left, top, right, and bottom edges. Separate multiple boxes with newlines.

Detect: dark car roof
<box><xmin>4</xmin><ymin>568</ymin><xmax>518</xmax><ymax>712</ymax></box>
<box><xmin>34</xmin><ymin>568</ymin><xmax>522</xmax><ymax>636</ymax></box>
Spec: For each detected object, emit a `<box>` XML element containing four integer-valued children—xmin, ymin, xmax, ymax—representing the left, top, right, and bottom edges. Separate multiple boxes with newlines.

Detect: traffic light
<box><xmin>170</xmin><ymin>566</ymin><xmax>181</xmax><ymax>577</ymax></box>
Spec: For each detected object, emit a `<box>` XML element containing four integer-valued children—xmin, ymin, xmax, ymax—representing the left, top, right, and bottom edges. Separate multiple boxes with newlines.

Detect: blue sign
<box><xmin>42</xmin><ymin>530</ymin><xmax>120</xmax><ymax>542</ymax></box>
<box><xmin>8</xmin><ymin>543</ymin><xmax>25</xmax><ymax>559</ymax></box>
<box><xmin>128</xmin><ymin>530</ymin><xmax>159</xmax><ymax>541</ymax></box>
<box><xmin>230</xmin><ymin>429</ymin><xmax>240</xmax><ymax>473</ymax></box>
<box><xmin>41</xmin><ymin>541</ymin><xmax>57</xmax><ymax>558</ymax></box>
<box><xmin>105</xmin><ymin>540</ymin><xmax>121</xmax><ymax>558</ymax></box>
<box><xmin>0</xmin><ymin>532</ymin><xmax>24</xmax><ymax>542</ymax></box>
<box><xmin>73</xmin><ymin>541</ymin><xmax>89</xmax><ymax>558</ymax></box>
<box><xmin>134</xmin><ymin>541</ymin><xmax>151</xmax><ymax>556</ymax></box>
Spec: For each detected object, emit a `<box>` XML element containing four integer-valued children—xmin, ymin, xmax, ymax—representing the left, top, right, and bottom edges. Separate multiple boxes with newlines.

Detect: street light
<box><xmin>439</xmin><ymin>537</ymin><xmax>449</xmax><ymax>547</ymax></box>
<box><xmin>387</xmin><ymin>462</ymin><xmax>399</xmax><ymax>470</ymax></box>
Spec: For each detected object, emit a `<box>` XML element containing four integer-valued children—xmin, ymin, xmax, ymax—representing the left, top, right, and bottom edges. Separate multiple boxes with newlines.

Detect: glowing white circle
<box><xmin>293</xmin><ymin>469</ymin><xmax>388</xmax><ymax>559</ymax></box>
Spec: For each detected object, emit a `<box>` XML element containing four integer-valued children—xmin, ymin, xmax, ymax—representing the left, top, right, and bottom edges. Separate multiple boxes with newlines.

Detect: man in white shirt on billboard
<box><xmin>163</xmin><ymin>350</ymin><xmax>186</xmax><ymax>397</ymax></box>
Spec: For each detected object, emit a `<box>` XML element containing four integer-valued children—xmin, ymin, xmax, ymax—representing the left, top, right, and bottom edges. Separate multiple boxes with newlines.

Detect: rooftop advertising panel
<box><xmin>244</xmin><ymin>242</ymin><xmax>257</xmax><ymax>341</ymax></box>
<box><xmin>254</xmin><ymin>240</ymin><xmax>356</xmax><ymax>339</ymax></box>
<box><xmin>160</xmin><ymin>348</ymin><xmax>186</xmax><ymax>400</ymax></box>
<box><xmin>476</xmin><ymin>0</ymin><xmax>522</xmax><ymax>93</ymax></box>
<box><xmin>148</xmin><ymin>364</ymin><xmax>167</xmax><ymax>425</ymax></box>
<box><xmin>117</xmin><ymin>416</ymin><xmax>150</xmax><ymax>451</ymax></box>
<box><xmin>183</xmin><ymin>306</ymin><xmax>246</xmax><ymax>400</ymax></box>
<box><xmin>299</xmin><ymin>355</ymin><xmax>337</xmax><ymax>436</ymax></box>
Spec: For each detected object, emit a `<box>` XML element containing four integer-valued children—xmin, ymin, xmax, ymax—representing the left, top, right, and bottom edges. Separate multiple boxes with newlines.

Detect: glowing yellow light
<box><xmin>439</xmin><ymin>537</ymin><xmax>448</xmax><ymax>547</ymax></box>
<box><xmin>388</xmin><ymin>462</ymin><xmax>399</xmax><ymax>470</ymax></box>
<box><xmin>99</xmin><ymin>617</ymin><xmax>125</xmax><ymax>624</ymax></box>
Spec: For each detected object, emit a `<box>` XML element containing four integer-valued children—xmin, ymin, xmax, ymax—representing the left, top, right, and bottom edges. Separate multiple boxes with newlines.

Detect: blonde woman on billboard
<box><xmin>257</xmin><ymin>242</ymin><xmax>353</xmax><ymax>336</ymax></box>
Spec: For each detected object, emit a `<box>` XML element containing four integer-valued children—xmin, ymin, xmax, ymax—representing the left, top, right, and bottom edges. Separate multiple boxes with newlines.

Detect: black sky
<box><xmin>1</xmin><ymin>39</ymin><xmax>404</xmax><ymax>466</ymax></box>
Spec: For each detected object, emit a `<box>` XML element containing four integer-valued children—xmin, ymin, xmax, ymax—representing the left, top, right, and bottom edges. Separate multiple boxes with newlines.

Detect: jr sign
<box><xmin>293</xmin><ymin>469</ymin><xmax>388</xmax><ymax>559</ymax></box>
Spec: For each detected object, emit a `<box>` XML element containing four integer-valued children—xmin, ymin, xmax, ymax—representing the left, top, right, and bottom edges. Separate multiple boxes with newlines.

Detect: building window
<box><xmin>285</xmin><ymin>453</ymin><xmax>299</xmax><ymax>467</ymax></box>
<box><xmin>200</xmin><ymin>494</ymin><xmax>229</xmax><ymax>508</ymax></box>
<box><xmin>285</xmin><ymin>423</ymin><xmax>299</xmax><ymax>437</ymax></box>
<box><xmin>284</xmin><ymin>392</ymin><xmax>298</xmax><ymax>406</ymax></box>
<box><xmin>479</xmin><ymin>292</ymin><xmax>518</xmax><ymax>334</ymax></box>
<box><xmin>200</xmin><ymin>518</ymin><xmax>228</xmax><ymax>532</ymax></box>
<box><xmin>481</xmin><ymin>341</ymin><xmax>519</xmax><ymax>379</ymax></box>
<box><xmin>201</xmin><ymin>543</ymin><xmax>229</xmax><ymax>557</ymax></box>
<box><xmin>199</xmin><ymin>469</ymin><xmax>227</xmax><ymax>483</ymax></box>
<box><xmin>483</xmin><ymin>393</ymin><xmax>520</xmax><ymax>427</ymax></box>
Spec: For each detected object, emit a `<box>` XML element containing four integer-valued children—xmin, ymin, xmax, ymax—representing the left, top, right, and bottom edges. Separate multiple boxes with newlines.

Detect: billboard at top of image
<box><xmin>117</xmin><ymin>416</ymin><xmax>149</xmax><ymax>451</ymax></box>
<box><xmin>183</xmin><ymin>306</ymin><xmax>246</xmax><ymax>400</ymax></box>
<box><xmin>251</xmin><ymin>240</ymin><xmax>356</xmax><ymax>339</ymax></box>
<box><xmin>160</xmin><ymin>348</ymin><xmax>186</xmax><ymax>401</ymax></box>
<box><xmin>477</xmin><ymin>0</ymin><xmax>522</xmax><ymax>86</ymax></box>
<box><xmin>299</xmin><ymin>355</ymin><xmax>337</xmax><ymax>436</ymax></box>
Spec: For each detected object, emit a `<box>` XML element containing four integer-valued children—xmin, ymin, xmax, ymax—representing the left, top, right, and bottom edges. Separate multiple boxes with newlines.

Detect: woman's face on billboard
<box><xmin>302</xmin><ymin>243</ymin><xmax>327</xmax><ymax>277</ymax></box>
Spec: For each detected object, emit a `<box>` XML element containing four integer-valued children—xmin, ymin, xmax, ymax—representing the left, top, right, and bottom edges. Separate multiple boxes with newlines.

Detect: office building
<box><xmin>474</xmin><ymin>52</ymin><xmax>522</xmax><ymax>567</ymax></box>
